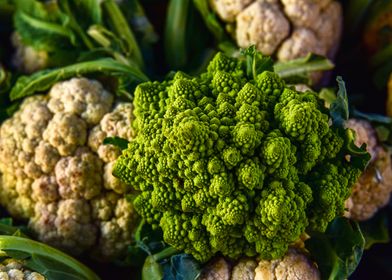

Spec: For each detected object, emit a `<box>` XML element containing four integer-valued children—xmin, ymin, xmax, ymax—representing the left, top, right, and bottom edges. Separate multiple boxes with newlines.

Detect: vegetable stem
<box><xmin>102</xmin><ymin>0</ymin><xmax>144</xmax><ymax>68</ymax></box>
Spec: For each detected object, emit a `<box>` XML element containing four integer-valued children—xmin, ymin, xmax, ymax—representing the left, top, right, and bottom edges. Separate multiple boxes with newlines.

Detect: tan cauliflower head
<box><xmin>0</xmin><ymin>77</ymin><xmax>137</xmax><ymax>260</ymax></box>
<box><xmin>199</xmin><ymin>249</ymin><xmax>319</xmax><ymax>280</ymax></box>
<box><xmin>344</xmin><ymin>119</ymin><xmax>392</xmax><ymax>221</ymax></box>
<box><xmin>212</xmin><ymin>0</ymin><xmax>342</xmax><ymax>64</ymax></box>
<box><xmin>254</xmin><ymin>249</ymin><xmax>320</xmax><ymax>280</ymax></box>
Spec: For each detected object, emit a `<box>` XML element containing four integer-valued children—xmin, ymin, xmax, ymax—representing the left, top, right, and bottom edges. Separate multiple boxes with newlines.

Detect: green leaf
<box><xmin>0</xmin><ymin>236</ymin><xmax>100</xmax><ymax>280</ymax></box>
<box><xmin>345</xmin><ymin>128</ymin><xmax>372</xmax><ymax>170</ymax></box>
<box><xmin>10</xmin><ymin>58</ymin><xmax>149</xmax><ymax>101</ymax></box>
<box><xmin>142</xmin><ymin>255</ymin><xmax>164</xmax><ymax>280</ymax></box>
<box><xmin>330</xmin><ymin>76</ymin><xmax>349</xmax><ymax>127</ymax></box>
<box><xmin>359</xmin><ymin>211</ymin><xmax>390</xmax><ymax>250</ymax></box>
<box><xmin>240</xmin><ymin>45</ymin><xmax>274</xmax><ymax>80</ymax></box>
<box><xmin>274</xmin><ymin>53</ymin><xmax>334</xmax><ymax>85</ymax></box>
<box><xmin>103</xmin><ymin>137</ymin><xmax>129</xmax><ymax>150</ymax></box>
<box><xmin>162</xmin><ymin>254</ymin><xmax>201</xmax><ymax>280</ymax></box>
<box><xmin>318</xmin><ymin>88</ymin><xmax>337</xmax><ymax>108</ymax></box>
<box><xmin>306</xmin><ymin>217</ymin><xmax>365</xmax><ymax>280</ymax></box>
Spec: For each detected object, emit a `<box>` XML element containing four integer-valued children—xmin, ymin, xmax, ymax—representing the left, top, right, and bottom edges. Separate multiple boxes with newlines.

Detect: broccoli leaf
<box><xmin>330</xmin><ymin>76</ymin><xmax>349</xmax><ymax>127</ymax></box>
<box><xmin>240</xmin><ymin>45</ymin><xmax>274</xmax><ymax>80</ymax></box>
<box><xmin>10</xmin><ymin>58</ymin><xmax>149</xmax><ymax>101</ymax></box>
<box><xmin>103</xmin><ymin>137</ymin><xmax>129</xmax><ymax>150</ymax></box>
<box><xmin>306</xmin><ymin>217</ymin><xmax>365</xmax><ymax>280</ymax></box>
<box><xmin>359</xmin><ymin>211</ymin><xmax>390</xmax><ymax>250</ymax></box>
<box><xmin>162</xmin><ymin>254</ymin><xmax>201</xmax><ymax>280</ymax></box>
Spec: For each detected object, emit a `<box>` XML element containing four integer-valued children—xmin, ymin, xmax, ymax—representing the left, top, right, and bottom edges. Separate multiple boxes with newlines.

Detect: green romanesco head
<box><xmin>113</xmin><ymin>52</ymin><xmax>367</xmax><ymax>262</ymax></box>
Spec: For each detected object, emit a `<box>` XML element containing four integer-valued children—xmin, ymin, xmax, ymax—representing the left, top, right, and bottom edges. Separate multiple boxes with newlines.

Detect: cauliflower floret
<box><xmin>236</xmin><ymin>1</ymin><xmax>290</xmax><ymax>56</ymax></box>
<box><xmin>11</xmin><ymin>33</ymin><xmax>48</xmax><ymax>74</ymax></box>
<box><xmin>30</xmin><ymin>199</ymin><xmax>98</xmax><ymax>255</ymax></box>
<box><xmin>55</xmin><ymin>148</ymin><xmax>102</xmax><ymax>200</ymax></box>
<box><xmin>277</xmin><ymin>28</ymin><xmax>326</xmax><ymax>61</ymax></box>
<box><xmin>231</xmin><ymin>258</ymin><xmax>258</xmax><ymax>280</ymax></box>
<box><xmin>48</xmin><ymin>78</ymin><xmax>114</xmax><ymax>125</ymax></box>
<box><xmin>254</xmin><ymin>249</ymin><xmax>320</xmax><ymax>280</ymax></box>
<box><xmin>344</xmin><ymin>119</ymin><xmax>392</xmax><ymax>221</ymax></box>
<box><xmin>88</xmin><ymin>103</ymin><xmax>134</xmax><ymax>163</ymax></box>
<box><xmin>0</xmin><ymin>259</ymin><xmax>46</xmax><ymax>280</ymax></box>
<box><xmin>0</xmin><ymin>78</ymin><xmax>137</xmax><ymax>260</ymax></box>
<box><xmin>43</xmin><ymin>113</ymin><xmax>87</xmax><ymax>156</ymax></box>
<box><xmin>211</xmin><ymin>0</ymin><xmax>254</xmax><ymax>22</ymax></box>
<box><xmin>280</xmin><ymin>0</ymin><xmax>332</xmax><ymax>28</ymax></box>
<box><xmin>199</xmin><ymin>257</ymin><xmax>231</xmax><ymax>280</ymax></box>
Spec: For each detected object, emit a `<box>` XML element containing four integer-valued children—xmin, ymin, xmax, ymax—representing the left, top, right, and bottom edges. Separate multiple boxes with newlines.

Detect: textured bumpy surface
<box><xmin>114</xmin><ymin>52</ymin><xmax>364</xmax><ymax>262</ymax></box>
<box><xmin>211</xmin><ymin>0</ymin><xmax>342</xmax><ymax>62</ymax></box>
<box><xmin>344</xmin><ymin>119</ymin><xmax>392</xmax><ymax>221</ymax></box>
<box><xmin>0</xmin><ymin>78</ymin><xmax>138</xmax><ymax>260</ymax></box>
<box><xmin>0</xmin><ymin>259</ymin><xmax>46</xmax><ymax>280</ymax></box>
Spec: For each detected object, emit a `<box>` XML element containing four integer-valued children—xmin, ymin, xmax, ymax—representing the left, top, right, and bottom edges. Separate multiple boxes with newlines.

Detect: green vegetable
<box><xmin>113</xmin><ymin>50</ymin><xmax>369</xmax><ymax>262</ymax></box>
<box><xmin>12</xmin><ymin>0</ymin><xmax>148</xmax><ymax>71</ymax></box>
<box><xmin>306</xmin><ymin>217</ymin><xmax>365</xmax><ymax>280</ymax></box>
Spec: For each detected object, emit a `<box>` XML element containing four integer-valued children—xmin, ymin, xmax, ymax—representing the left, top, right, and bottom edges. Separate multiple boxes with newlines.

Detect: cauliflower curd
<box><xmin>0</xmin><ymin>78</ymin><xmax>138</xmax><ymax>260</ymax></box>
<box><xmin>211</xmin><ymin>0</ymin><xmax>342</xmax><ymax>62</ymax></box>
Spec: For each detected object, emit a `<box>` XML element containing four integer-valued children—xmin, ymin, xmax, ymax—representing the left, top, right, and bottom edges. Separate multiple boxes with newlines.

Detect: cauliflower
<box><xmin>0</xmin><ymin>77</ymin><xmax>138</xmax><ymax>260</ymax></box>
<box><xmin>344</xmin><ymin>119</ymin><xmax>392</xmax><ymax>221</ymax></box>
<box><xmin>0</xmin><ymin>259</ymin><xmax>45</xmax><ymax>280</ymax></box>
<box><xmin>199</xmin><ymin>257</ymin><xmax>232</xmax><ymax>280</ymax></box>
<box><xmin>211</xmin><ymin>0</ymin><xmax>342</xmax><ymax>63</ymax></box>
<box><xmin>11</xmin><ymin>33</ymin><xmax>48</xmax><ymax>74</ymax></box>
<box><xmin>199</xmin><ymin>249</ymin><xmax>319</xmax><ymax>280</ymax></box>
<box><xmin>254</xmin><ymin>249</ymin><xmax>320</xmax><ymax>280</ymax></box>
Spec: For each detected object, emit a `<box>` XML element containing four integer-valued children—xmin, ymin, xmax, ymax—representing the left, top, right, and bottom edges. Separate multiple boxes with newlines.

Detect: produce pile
<box><xmin>0</xmin><ymin>0</ymin><xmax>392</xmax><ymax>280</ymax></box>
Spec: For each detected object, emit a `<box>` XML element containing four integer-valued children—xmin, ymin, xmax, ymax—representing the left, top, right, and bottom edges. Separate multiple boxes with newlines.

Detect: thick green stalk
<box><xmin>102</xmin><ymin>0</ymin><xmax>144</xmax><ymax>68</ymax></box>
<box><xmin>164</xmin><ymin>0</ymin><xmax>190</xmax><ymax>69</ymax></box>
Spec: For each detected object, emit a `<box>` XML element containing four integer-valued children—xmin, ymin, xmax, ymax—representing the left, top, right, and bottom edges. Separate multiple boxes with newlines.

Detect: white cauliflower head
<box><xmin>254</xmin><ymin>249</ymin><xmax>320</xmax><ymax>280</ymax></box>
<box><xmin>212</xmin><ymin>0</ymin><xmax>342</xmax><ymax>75</ymax></box>
<box><xmin>344</xmin><ymin>119</ymin><xmax>392</xmax><ymax>221</ymax></box>
<box><xmin>199</xmin><ymin>249</ymin><xmax>319</xmax><ymax>280</ymax></box>
<box><xmin>0</xmin><ymin>77</ymin><xmax>137</xmax><ymax>260</ymax></box>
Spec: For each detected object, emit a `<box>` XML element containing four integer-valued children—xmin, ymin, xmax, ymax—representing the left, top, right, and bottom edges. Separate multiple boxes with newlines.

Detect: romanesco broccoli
<box><xmin>114</xmin><ymin>52</ymin><xmax>366</xmax><ymax>262</ymax></box>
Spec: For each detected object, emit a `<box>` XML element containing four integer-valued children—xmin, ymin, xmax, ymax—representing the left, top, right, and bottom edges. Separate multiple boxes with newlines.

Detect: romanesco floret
<box><xmin>114</xmin><ymin>52</ymin><xmax>366</xmax><ymax>262</ymax></box>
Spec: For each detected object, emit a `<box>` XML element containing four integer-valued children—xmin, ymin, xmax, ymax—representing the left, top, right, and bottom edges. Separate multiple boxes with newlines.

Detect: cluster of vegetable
<box><xmin>113</xmin><ymin>50</ymin><xmax>368</xmax><ymax>264</ymax></box>
<box><xmin>0</xmin><ymin>0</ymin><xmax>392</xmax><ymax>280</ymax></box>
